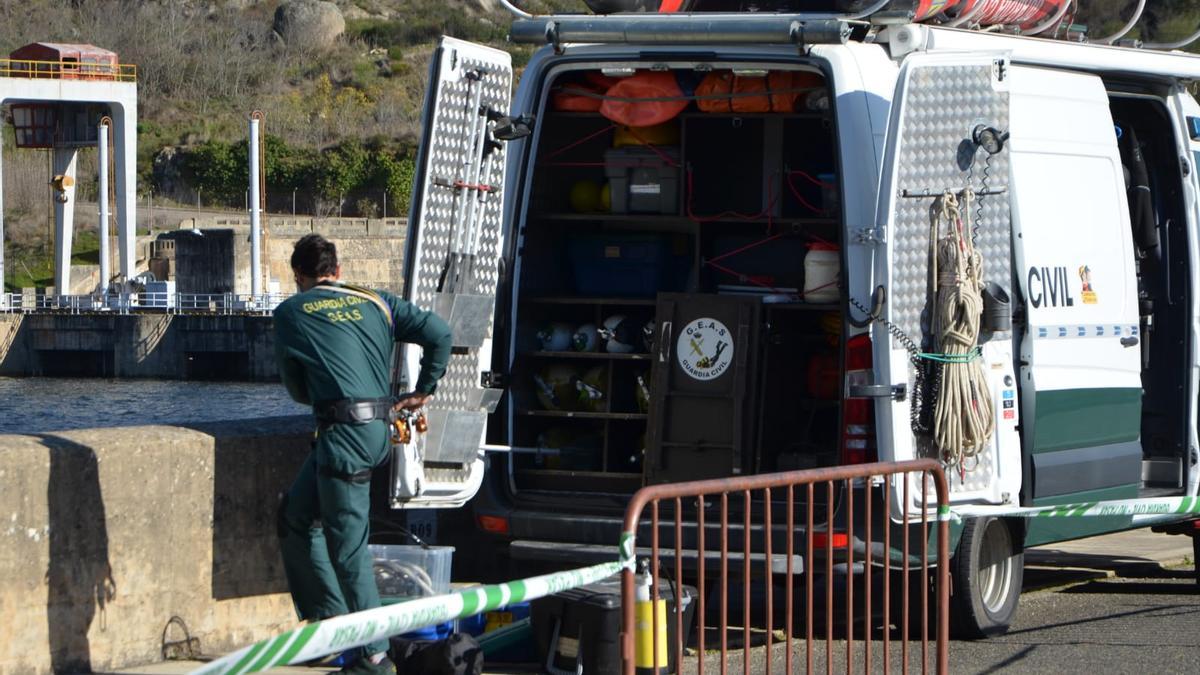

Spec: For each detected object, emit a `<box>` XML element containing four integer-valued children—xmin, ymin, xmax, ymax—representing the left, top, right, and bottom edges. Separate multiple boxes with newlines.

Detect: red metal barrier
<box><xmin>620</xmin><ymin>459</ymin><xmax>950</xmax><ymax>675</ymax></box>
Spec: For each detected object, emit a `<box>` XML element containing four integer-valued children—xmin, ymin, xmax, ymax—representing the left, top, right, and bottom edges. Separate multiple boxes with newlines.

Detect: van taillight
<box><xmin>477</xmin><ymin>514</ymin><xmax>510</xmax><ymax>535</ymax></box>
<box><xmin>842</xmin><ymin>335</ymin><xmax>876</xmax><ymax>465</ymax></box>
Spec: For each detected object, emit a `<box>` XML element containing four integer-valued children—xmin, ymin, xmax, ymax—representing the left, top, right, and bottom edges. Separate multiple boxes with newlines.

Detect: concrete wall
<box><xmin>0</xmin><ymin>314</ymin><xmax>278</xmax><ymax>380</ymax></box>
<box><xmin>171</xmin><ymin>216</ymin><xmax>408</xmax><ymax>295</ymax></box>
<box><xmin>0</xmin><ymin>416</ymin><xmax>312</xmax><ymax>675</ymax></box>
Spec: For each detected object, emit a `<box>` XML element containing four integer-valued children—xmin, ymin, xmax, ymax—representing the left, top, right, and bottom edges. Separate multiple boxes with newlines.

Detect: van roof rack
<box><xmin>501</xmin><ymin>1</ymin><xmax>1200</xmax><ymax>53</ymax></box>
<box><xmin>509</xmin><ymin>13</ymin><xmax>852</xmax><ymax>47</ymax></box>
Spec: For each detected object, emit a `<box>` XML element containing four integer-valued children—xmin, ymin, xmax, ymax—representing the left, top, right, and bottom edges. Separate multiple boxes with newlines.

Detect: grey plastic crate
<box><xmin>604</xmin><ymin>146</ymin><xmax>680</xmax><ymax>214</ymax></box>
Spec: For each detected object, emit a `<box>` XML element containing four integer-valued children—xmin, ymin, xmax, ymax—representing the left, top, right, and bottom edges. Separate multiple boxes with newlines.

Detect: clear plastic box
<box><xmin>370</xmin><ymin>544</ymin><xmax>454</xmax><ymax>600</ymax></box>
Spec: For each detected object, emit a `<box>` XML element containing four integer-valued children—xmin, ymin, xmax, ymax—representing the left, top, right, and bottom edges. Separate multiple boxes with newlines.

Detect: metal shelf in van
<box><xmin>544</xmin><ymin>110</ymin><xmax>831</xmax><ymax>121</ymax></box>
<box><xmin>519</xmin><ymin>409</ymin><xmax>648</xmax><ymax>421</ymax></box>
<box><xmin>760</xmin><ymin>302</ymin><xmax>841</xmax><ymax>311</ymax></box>
<box><xmin>523</xmin><ymin>295</ymin><xmax>657</xmax><ymax>306</ymax></box>
<box><xmin>522</xmin><ymin>350</ymin><xmax>651</xmax><ymax>361</ymax></box>
<box><xmin>514</xmin><ymin>470</ymin><xmax>641</xmax><ymax>494</ymax></box>
<box><xmin>535</xmin><ymin>212</ymin><xmax>837</xmax><ymax>226</ymax></box>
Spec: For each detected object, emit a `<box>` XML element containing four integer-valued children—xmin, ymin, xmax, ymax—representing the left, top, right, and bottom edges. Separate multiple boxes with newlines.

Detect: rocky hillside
<box><xmin>0</xmin><ymin>0</ymin><xmax>586</xmax><ymax>252</ymax></box>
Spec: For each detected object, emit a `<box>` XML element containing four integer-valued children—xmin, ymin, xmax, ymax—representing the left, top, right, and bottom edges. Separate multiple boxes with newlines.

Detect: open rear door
<box><xmin>1008</xmin><ymin>66</ymin><xmax>1141</xmax><ymax>507</ymax></box>
<box><xmin>870</xmin><ymin>53</ymin><xmax>1022</xmax><ymax>515</ymax></box>
<box><xmin>392</xmin><ymin>37</ymin><xmax>512</xmax><ymax>508</ymax></box>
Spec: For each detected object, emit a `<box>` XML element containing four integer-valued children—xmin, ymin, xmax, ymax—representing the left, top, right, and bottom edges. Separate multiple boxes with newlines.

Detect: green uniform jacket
<box><xmin>273</xmin><ymin>282</ymin><xmax>453</xmax><ymax>470</ymax></box>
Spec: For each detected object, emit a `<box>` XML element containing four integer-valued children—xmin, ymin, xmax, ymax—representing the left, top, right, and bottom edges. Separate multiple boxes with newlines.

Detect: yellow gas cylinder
<box><xmin>634</xmin><ymin>562</ymin><xmax>668</xmax><ymax>673</ymax></box>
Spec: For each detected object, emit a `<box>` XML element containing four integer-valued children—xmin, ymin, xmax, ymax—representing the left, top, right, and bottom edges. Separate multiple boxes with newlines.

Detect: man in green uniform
<box><xmin>274</xmin><ymin>234</ymin><xmax>452</xmax><ymax>674</ymax></box>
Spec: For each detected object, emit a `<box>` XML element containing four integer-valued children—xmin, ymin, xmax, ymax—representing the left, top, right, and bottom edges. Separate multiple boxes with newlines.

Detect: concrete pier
<box><xmin>0</xmin><ymin>416</ymin><xmax>311</xmax><ymax>675</ymax></box>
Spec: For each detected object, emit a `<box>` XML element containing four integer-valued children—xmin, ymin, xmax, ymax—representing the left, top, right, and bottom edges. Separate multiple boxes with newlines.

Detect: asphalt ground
<box><xmin>110</xmin><ymin>529</ymin><xmax>1199</xmax><ymax>675</ymax></box>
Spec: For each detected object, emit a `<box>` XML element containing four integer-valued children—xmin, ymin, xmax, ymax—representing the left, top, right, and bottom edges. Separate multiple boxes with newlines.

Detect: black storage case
<box><xmin>532</xmin><ymin>577</ymin><xmax>696</xmax><ymax>675</ymax></box>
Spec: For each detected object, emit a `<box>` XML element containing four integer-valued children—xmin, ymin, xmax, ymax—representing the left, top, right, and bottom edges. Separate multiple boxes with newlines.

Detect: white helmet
<box><xmin>599</xmin><ymin>314</ymin><xmax>639</xmax><ymax>353</ymax></box>
<box><xmin>572</xmin><ymin>323</ymin><xmax>599</xmax><ymax>352</ymax></box>
<box><xmin>537</xmin><ymin>322</ymin><xmax>574</xmax><ymax>351</ymax></box>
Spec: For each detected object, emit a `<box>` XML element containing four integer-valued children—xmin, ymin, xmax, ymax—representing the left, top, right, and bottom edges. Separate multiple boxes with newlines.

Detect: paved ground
<box><xmin>107</xmin><ymin>529</ymin><xmax>1198</xmax><ymax>675</ymax></box>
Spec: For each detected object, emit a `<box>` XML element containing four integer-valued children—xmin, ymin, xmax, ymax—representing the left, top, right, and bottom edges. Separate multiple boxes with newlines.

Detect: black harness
<box><xmin>311</xmin><ymin>396</ymin><xmax>395</xmax><ymax>484</ymax></box>
<box><xmin>313</xmin><ymin>396</ymin><xmax>395</xmax><ymax>427</ymax></box>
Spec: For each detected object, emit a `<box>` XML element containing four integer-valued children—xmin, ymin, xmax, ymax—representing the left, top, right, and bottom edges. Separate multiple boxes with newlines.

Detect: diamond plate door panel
<box><xmin>877</xmin><ymin>54</ymin><xmax>1014</xmax><ymax>504</ymax></box>
<box><xmin>888</xmin><ymin>60</ymin><xmax>1012</xmax><ymax>348</ymax></box>
<box><xmin>402</xmin><ymin>37</ymin><xmax>512</xmax><ymax>466</ymax></box>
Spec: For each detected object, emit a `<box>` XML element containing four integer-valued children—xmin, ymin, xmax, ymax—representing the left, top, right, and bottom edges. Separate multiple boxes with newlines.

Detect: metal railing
<box><xmin>0</xmin><ymin>292</ymin><xmax>288</xmax><ymax>315</ymax></box>
<box><xmin>620</xmin><ymin>459</ymin><xmax>950</xmax><ymax>675</ymax></box>
<box><xmin>0</xmin><ymin>58</ymin><xmax>137</xmax><ymax>82</ymax></box>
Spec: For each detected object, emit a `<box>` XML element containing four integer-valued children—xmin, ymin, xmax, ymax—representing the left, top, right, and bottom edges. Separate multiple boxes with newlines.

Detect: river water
<box><xmin>0</xmin><ymin>377</ymin><xmax>309</xmax><ymax>434</ymax></box>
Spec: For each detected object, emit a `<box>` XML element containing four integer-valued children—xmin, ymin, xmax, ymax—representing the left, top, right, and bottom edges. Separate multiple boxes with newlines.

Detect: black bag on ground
<box><xmin>388</xmin><ymin>633</ymin><xmax>483</xmax><ymax>675</ymax></box>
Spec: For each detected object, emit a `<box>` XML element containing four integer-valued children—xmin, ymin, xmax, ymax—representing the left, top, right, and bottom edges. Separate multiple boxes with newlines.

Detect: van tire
<box><xmin>950</xmin><ymin>516</ymin><xmax>1023</xmax><ymax>639</ymax></box>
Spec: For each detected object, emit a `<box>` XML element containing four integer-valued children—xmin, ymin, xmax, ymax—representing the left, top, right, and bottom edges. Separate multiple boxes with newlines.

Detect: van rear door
<box><xmin>870</xmin><ymin>52</ymin><xmax>1021</xmax><ymax>514</ymax></box>
<box><xmin>1007</xmin><ymin>65</ymin><xmax>1141</xmax><ymax>506</ymax></box>
<box><xmin>393</xmin><ymin>37</ymin><xmax>512</xmax><ymax>508</ymax></box>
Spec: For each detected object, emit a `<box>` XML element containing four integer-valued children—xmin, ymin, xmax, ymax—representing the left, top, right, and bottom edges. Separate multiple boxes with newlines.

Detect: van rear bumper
<box><xmin>501</xmin><ymin>510</ymin><xmax>938</xmax><ymax>575</ymax></box>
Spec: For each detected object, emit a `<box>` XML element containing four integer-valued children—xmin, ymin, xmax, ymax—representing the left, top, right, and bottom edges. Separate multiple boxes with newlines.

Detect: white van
<box><xmin>389</xmin><ymin>6</ymin><xmax>1200</xmax><ymax>635</ymax></box>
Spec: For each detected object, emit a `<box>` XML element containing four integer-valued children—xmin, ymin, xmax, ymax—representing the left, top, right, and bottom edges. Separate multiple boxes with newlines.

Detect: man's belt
<box><xmin>313</xmin><ymin>397</ymin><xmax>394</xmax><ymax>427</ymax></box>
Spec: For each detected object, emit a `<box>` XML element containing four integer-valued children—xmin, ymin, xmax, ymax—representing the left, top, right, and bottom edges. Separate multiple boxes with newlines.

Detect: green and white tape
<box><xmin>192</xmin><ymin>535</ymin><xmax>638</xmax><ymax>675</ymax></box>
<box><xmin>951</xmin><ymin>495</ymin><xmax>1200</xmax><ymax>524</ymax></box>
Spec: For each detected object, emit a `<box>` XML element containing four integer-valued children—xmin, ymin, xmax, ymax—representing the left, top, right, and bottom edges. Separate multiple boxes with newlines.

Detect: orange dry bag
<box><xmin>599</xmin><ymin>71</ymin><xmax>689</xmax><ymax>127</ymax></box>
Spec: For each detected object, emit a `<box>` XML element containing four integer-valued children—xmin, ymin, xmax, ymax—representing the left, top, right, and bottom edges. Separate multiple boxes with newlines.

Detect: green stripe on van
<box><xmin>1031</xmin><ymin>388</ymin><xmax>1141</xmax><ymax>454</ymax></box>
<box><xmin>1026</xmin><ymin>484</ymin><xmax>1137</xmax><ymax>547</ymax></box>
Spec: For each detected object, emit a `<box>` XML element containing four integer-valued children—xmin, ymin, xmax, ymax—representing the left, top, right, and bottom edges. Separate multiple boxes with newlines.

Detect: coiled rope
<box><xmin>929</xmin><ymin>190</ymin><xmax>994</xmax><ymax>470</ymax></box>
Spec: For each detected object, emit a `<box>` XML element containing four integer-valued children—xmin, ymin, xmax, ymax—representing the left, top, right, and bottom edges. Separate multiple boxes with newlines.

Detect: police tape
<box><xmin>191</xmin><ymin>538</ymin><xmax>638</xmax><ymax>675</ymax></box>
<box><xmin>949</xmin><ymin>495</ymin><xmax>1200</xmax><ymax>522</ymax></box>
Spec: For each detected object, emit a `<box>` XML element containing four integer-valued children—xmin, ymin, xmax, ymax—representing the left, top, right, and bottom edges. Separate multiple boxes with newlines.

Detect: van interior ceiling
<box><xmin>1108</xmin><ymin>93</ymin><xmax>1192</xmax><ymax>495</ymax></box>
<box><xmin>496</xmin><ymin>64</ymin><xmax>845</xmax><ymax>496</ymax></box>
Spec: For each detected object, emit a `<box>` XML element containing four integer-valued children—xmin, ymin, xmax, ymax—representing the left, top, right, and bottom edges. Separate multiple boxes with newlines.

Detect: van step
<box><xmin>1141</xmin><ymin>458</ymin><xmax>1183</xmax><ymax>487</ymax></box>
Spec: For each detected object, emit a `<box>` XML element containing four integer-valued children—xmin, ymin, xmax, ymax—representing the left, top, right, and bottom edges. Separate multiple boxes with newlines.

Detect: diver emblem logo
<box><xmin>677</xmin><ymin>318</ymin><xmax>734</xmax><ymax>381</ymax></box>
<box><xmin>1079</xmin><ymin>265</ymin><xmax>1097</xmax><ymax>305</ymax></box>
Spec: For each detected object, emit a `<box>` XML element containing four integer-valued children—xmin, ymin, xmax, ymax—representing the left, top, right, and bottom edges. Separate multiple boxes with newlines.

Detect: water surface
<box><xmin>0</xmin><ymin>377</ymin><xmax>307</xmax><ymax>434</ymax></box>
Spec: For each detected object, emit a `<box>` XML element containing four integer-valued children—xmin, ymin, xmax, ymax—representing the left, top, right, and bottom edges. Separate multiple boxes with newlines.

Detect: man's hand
<box><xmin>393</xmin><ymin>393</ymin><xmax>432</xmax><ymax>411</ymax></box>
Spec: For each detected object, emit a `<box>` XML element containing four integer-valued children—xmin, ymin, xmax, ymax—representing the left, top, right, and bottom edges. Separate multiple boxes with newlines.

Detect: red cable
<box><xmin>784</xmin><ymin>171</ymin><xmax>826</xmax><ymax>215</ymax></box>
<box><xmin>540</xmin><ymin>123</ymin><xmax>617</xmax><ymax>162</ymax></box>
<box><xmin>704</xmin><ymin>260</ymin><xmax>781</xmax><ymax>292</ymax></box>
<box><xmin>622</xmin><ymin>126</ymin><xmax>681</xmax><ymax>168</ymax></box>
<box><xmin>686</xmin><ymin>168</ymin><xmax>780</xmax><ymax>223</ymax></box>
<box><xmin>706</xmin><ymin>232</ymin><xmax>788</xmax><ymax>266</ymax></box>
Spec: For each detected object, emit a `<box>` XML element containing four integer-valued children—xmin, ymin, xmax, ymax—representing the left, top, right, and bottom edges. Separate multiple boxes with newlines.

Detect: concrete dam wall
<box><xmin>0</xmin><ymin>314</ymin><xmax>279</xmax><ymax>380</ymax></box>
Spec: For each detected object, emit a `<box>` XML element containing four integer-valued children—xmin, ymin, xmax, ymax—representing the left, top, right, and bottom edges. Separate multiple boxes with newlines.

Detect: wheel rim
<box><xmin>977</xmin><ymin>519</ymin><xmax>1014</xmax><ymax>615</ymax></box>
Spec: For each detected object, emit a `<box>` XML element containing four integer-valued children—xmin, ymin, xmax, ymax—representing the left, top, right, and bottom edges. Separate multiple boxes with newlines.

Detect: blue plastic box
<box><xmin>401</xmin><ymin>620</ymin><xmax>454</xmax><ymax>641</ymax></box>
<box><xmin>458</xmin><ymin>600</ymin><xmax>532</xmax><ymax>636</ymax></box>
<box><xmin>567</xmin><ymin>234</ymin><xmax>690</xmax><ymax>298</ymax></box>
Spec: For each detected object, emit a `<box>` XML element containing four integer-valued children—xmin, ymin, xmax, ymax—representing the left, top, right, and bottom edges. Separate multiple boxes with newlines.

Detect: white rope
<box><xmin>929</xmin><ymin>191</ymin><xmax>994</xmax><ymax>470</ymax></box>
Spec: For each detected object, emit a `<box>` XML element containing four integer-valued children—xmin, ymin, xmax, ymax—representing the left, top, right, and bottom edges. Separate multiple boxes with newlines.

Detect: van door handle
<box><xmin>1120</xmin><ymin>336</ymin><xmax>1139</xmax><ymax>348</ymax></box>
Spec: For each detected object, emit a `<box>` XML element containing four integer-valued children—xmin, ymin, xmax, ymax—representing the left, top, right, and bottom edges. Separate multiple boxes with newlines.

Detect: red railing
<box><xmin>621</xmin><ymin>459</ymin><xmax>950</xmax><ymax>675</ymax></box>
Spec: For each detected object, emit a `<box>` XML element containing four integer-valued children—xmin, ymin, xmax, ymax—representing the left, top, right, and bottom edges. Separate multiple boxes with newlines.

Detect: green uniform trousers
<box><xmin>278</xmin><ymin>420</ymin><xmax>389</xmax><ymax>657</ymax></box>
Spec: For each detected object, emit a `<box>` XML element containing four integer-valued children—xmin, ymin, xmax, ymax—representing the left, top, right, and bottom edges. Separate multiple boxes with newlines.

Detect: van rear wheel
<box><xmin>950</xmin><ymin>516</ymin><xmax>1023</xmax><ymax>638</ymax></box>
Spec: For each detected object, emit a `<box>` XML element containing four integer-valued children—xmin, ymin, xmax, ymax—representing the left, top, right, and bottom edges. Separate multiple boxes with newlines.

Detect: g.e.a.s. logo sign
<box><xmin>677</xmin><ymin>318</ymin><xmax>734</xmax><ymax>381</ymax></box>
<box><xmin>1027</xmin><ymin>265</ymin><xmax>1098</xmax><ymax>308</ymax></box>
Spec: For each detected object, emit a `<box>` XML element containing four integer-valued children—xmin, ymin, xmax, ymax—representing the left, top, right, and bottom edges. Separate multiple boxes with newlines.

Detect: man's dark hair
<box><xmin>291</xmin><ymin>234</ymin><xmax>338</xmax><ymax>278</ymax></box>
